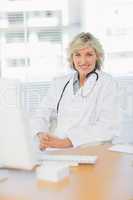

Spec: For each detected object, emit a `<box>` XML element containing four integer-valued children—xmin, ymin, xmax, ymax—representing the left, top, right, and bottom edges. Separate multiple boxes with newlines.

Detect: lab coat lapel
<box><xmin>55</xmin><ymin>72</ymin><xmax>102</xmax><ymax>136</ymax></box>
<box><xmin>65</xmin><ymin>71</ymin><xmax>101</xmax><ymax>130</ymax></box>
<box><xmin>81</xmin><ymin>73</ymin><xmax>97</xmax><ymax>97</ymax></box>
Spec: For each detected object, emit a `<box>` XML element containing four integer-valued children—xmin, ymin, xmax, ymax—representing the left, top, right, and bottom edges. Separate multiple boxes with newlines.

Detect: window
<box><xmin>82</xmin><ymin>0</ymin><xmax>133</xmax><ymax>76</ymax></box>
<box><xmin>0</xmin><ymin>0</ymin><xmax>71</xmax><ymax>113</ymax></box>
<box><xmin>0</xmin><ymin>9</ymin><xmax>63</xmax><ymax>81</ymax></box>
<box><xmin>0</xmin><ymin>0</ymin><xmax>69</xmax><ymax>81</ymax></box>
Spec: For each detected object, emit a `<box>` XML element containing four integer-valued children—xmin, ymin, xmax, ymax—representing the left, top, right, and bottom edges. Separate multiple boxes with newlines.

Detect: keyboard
<box><xmin>38</xmin><ymin>154</ymin><xmax>98</xmax><ymax>164</ymax></box>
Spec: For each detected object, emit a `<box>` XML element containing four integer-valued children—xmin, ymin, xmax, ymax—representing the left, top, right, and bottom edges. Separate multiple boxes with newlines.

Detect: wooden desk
<box><xmin>0</xmin><ymin>144</ymin><xmax>133</xmax><ymax>200</ymax></box>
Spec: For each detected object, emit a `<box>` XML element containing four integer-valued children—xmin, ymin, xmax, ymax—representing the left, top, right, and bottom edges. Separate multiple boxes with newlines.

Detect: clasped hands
<box><xmin>37</xmin><ymin>132</ymin><xmax>73</xmax><ymax>150</ymax></box>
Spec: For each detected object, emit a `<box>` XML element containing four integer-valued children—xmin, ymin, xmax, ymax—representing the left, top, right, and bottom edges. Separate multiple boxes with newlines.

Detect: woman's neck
<box><xmin>79</xmin><ymin>75</ymin><xmax>86</xmax><ymax>87</ymax></box>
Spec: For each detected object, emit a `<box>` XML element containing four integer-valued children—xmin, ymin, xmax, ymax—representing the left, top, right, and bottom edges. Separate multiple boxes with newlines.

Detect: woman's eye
<box><xmin>75</xmin><ymin>54</ymin><xmax>80</xmax><ymax>57</ymax></box>
<box><xmin>87</xmin><ymin>53</ymin><xmax>93</xmax><ymax>56</ymax></box>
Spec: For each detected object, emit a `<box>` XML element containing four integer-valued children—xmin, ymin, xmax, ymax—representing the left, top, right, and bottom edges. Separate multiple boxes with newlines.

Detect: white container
<box><xmin>36</xmin><ymin>161</ymin><xmax>69</xmax><ymax>182</ymax></box>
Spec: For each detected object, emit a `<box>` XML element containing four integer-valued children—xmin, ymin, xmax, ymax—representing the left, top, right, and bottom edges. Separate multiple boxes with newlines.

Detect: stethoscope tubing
<box><xmin>56</xmin><ymin>71</ymin><xmax>98</xmax><ymax>114</ymax></box>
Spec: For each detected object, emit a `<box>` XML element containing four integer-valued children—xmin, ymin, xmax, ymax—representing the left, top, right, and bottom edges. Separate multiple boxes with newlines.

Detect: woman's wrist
<box><xmin>62</xmin><ymin>138</ymin><xmax>73</xmax><ymax>148</ymax></box>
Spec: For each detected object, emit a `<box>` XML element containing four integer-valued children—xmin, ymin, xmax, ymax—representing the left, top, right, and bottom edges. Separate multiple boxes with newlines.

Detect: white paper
<box><xmin>109</xmin><ymin>144</ymin><xmax>133</xmax><ymax>154</ymax></box>
<box><xmin>46</xmin><ymin>147</ymin><xmax>74</xmax><ymax>152</ymax></box>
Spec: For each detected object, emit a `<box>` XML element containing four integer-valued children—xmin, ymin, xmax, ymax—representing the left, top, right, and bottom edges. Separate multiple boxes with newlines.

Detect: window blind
<box><xmin>0</xmin><ymin>9</ymin><xmax>62</xmax><ymax>77</ymax></box>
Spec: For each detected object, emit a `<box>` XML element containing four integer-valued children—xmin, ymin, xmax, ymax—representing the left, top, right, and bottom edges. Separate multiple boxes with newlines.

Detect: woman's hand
<box><xmin>37</xmin><ymin>133</ymin><xmax>73</xmax><ymax>150</ymax></box>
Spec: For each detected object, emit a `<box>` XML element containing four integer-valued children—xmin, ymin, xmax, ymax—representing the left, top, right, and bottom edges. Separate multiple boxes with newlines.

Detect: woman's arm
<box><xmin>67</xmin><ymin>79</ymin><xmax>121</xmax><ymax>147</ymax></box>
<box><xmin>30</xmin><ymin>80</ymin><xmax>58</xmax><ymax>137</ymax></box>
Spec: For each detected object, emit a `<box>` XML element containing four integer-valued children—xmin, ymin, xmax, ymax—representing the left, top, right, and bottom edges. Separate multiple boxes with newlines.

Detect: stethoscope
<box><xmin>57</xmin><ymin>70</ymin><xmax>99</xmax><ymax>114</ymax></box>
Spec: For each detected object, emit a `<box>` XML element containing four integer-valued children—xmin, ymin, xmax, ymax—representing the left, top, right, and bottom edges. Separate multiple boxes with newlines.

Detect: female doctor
<box><xmin>31</xmin><ymin>32</ymin><xmax>120</xmax><ymax>150</ymax></box>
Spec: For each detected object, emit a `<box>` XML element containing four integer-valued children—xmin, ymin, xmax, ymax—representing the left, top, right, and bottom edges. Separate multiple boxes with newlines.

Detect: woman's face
<box><xmin>72</xmin><ymin>47</ymin><xmax>97</xmax><ymax>77</ymax></box>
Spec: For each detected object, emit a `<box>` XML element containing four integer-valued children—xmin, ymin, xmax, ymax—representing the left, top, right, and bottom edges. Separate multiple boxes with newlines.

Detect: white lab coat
<box><xmin>31</xmin><ymin>70</ymin><xmax>121</xmax><ymax>147</ymax></box>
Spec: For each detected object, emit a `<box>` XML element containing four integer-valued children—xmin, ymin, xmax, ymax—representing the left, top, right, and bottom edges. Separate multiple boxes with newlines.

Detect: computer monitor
<box><xmin>0</xmin><ymin>79</ymin><xmax>36</xmax><ymax>170</ymax></box>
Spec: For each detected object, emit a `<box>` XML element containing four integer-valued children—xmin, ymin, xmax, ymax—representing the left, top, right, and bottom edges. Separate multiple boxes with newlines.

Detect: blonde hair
<box><xmin>67</xmin><ymin>32</ymin><xmax>104</xmax><ymax>70</ymax></box>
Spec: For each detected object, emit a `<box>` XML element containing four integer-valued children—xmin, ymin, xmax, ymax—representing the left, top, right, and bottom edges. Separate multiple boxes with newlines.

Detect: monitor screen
<box><xmin>0</xmin><ymin>79</ymin><xmax>36</xmax><ymax>170</ymax></box>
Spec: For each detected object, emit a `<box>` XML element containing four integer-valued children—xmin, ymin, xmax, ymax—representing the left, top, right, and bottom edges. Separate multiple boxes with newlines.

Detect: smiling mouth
<box><xmin>79</xmin><ymin>65</ymin><xmax>90</xmax><ymax>69</ymax></box>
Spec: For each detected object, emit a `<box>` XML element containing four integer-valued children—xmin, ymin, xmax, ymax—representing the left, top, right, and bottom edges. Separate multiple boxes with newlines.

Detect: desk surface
<box><xmin>0</xmin><ymin>144</ymin><xmax>133</xmax><ymax>200</ymax></box>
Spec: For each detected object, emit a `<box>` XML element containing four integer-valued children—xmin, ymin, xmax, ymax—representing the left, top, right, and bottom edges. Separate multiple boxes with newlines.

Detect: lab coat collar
<box><xmin>72</xmin><ymin>70</ymin><xmax>101</xmax><ymax>97</ymax></box>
